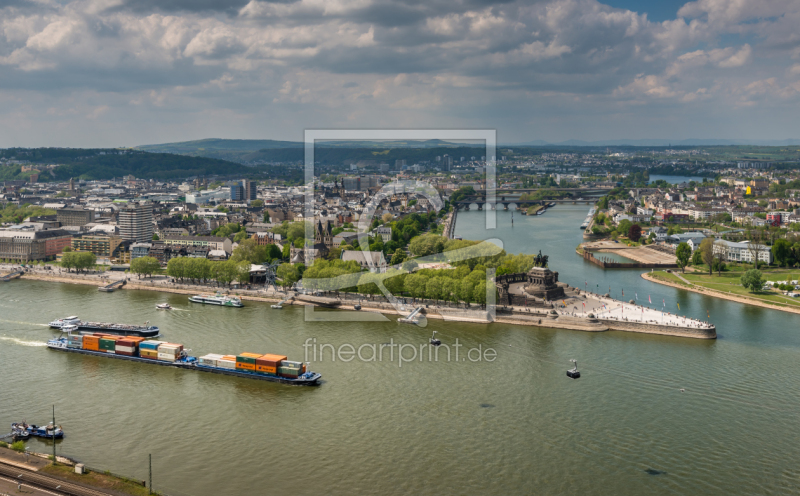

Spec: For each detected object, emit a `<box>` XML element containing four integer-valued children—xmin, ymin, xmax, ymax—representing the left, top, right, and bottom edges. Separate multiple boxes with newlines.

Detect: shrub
<box><xmin>11</xmin><ymin>441</ymin><xmax>26</xmax><ymax>452</ymax></box>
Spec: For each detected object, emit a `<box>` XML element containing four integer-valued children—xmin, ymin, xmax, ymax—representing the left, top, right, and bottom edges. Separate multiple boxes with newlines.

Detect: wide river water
<box><xmin>1</xmin><ymin>204</ymin><xmax>799</xmax><ymax>495</ymax></box>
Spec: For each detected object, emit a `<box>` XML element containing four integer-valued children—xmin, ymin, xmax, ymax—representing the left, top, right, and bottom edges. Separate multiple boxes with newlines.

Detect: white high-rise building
<box><xmin>118</xmin><ymin>202</ymin><xmax>154</xmax><ymax>243</ymax></box>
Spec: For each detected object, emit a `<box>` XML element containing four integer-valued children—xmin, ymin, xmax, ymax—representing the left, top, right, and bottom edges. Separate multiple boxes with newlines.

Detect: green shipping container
<box><xmin>236</xmin><ymin>355</ymin><xmax>257</xmax><ymax>364</ymax></box>
<box><xmin>278</xmin><ymin>366</ymin><xmax>301</xmax><ymax>375</ymax></box>
<box><xmin>99</xmin><ymin>338</ymin><xmax>116</xmax><ymax>351</ymax></box>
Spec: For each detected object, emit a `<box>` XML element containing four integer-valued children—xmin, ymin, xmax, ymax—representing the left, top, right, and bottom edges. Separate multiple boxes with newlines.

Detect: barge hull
<box><xmin>75</xmin><ymin>325</ymin><xmax>160</xmax><ymax>338</ymax></box>
<box><xmin>47</xmin><ymin>346</ymin><xmax>320</xmax><ymax>386</ymax></box>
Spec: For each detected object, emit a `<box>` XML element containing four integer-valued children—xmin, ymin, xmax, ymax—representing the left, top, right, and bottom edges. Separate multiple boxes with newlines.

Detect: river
<box><xmin>1</xmin><ymin>204</ymin><xmax>799</xmax><ymax>495</ymax></box>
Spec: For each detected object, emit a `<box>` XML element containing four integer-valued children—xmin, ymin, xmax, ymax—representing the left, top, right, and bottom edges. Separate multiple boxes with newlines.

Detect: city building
<box><xmin>130</xmin><ymin>242</ymin><xmax>153</xmax><ymax>260</ymax></box>
<box><xmin>72</xmin><ymin>233</ymin><xmax>123</xmax><ymax>258</ymax></box>
<box><xmin>341</xmin><ymin>250</ymin><xmax>387</xmax><ymax>273</ymax></box>
<box><xmin>57</xmin><ymin>207</ymin><xmax>93</xmax><ymax>227</ymax></box>
<box><xmin>162</xmin><ymin>235</ymin><xmax>232</xmax><ymax>253</ymax></box>
<box><xmin>0</xmin><ymin>230</ymin><xmax>72</xmax><ymax>262</ymax></box>
<box><xmin>186</xmin><ymin>189</ymin><xmax>230</xmax><ymax>204</ymax></box>
<box><xmin>230</xmin><ymin>183</ymin><xmax>245</xmax><ymax>201</ymax></box>
<box><xmin>713</xmin><ymin>239</ymin><xmax>773</xmax><ymax>265</ymax></box>
<box><xmin>342</xmin><ymin>175</ymin><xmax>379</xmax><ymax>191</ymax></box>
<box><xmin>246</xmin><ymin>180</ymin><xmax>257</xmax><ymax>201</ymax></box>
<box><xmin>118</xmin><ymin>202</ymin><xmax>154</xmax><ymax>243</ymax></box>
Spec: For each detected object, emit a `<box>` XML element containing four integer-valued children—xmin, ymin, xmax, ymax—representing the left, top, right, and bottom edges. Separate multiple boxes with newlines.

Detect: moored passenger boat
<box><xmin>189</xmin><ymin>292</ymin><xmax>243</xmax><ymax>307</ymax></box>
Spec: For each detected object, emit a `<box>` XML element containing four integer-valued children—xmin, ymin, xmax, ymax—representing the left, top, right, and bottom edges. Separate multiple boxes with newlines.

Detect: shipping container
<box><xmin>217</xmin><ymin>359</ymin><xmax>236</xmax><ymax>369</ymax></box>
<box><xmin>281</xmin><ymin>360</ymin><xmax>302</xmax><ymax>368</ymax></box>
<box><xmin>66</xmin><ymin>342</ymin><xmax>82</xmax><ymax>349</ymax></box>
<box><xmin>139</xmin><ymin>340</ymin><xmax>164</xmax><ymax>350</ymax></box>
<box><xmin>99</xmin><ymin>338</ymin><xmax>117</xmax><ymax>352</ymax></box>
<box><xmin>198</xmin><ymin>354</ymin><xmax>223</xmax><ymax>367</ymax></box>
<box><xmin>235</xmin><ymin>361</ymin><xmax>256</xmax><ymax>371</ymax></box>
<box><xmin>157</xmin><ymin>353</ymin><xmax>177</xmax><ymax>362</ymax></box>
<box><xmin>278</xmin><ymin>365</ymin><xmax>301</xmax><ymax>378</ymax></box>
<box><xmin>222</xmin><ymin>355</ymin><xmax>237</xmax><ymax>361</ymax></box>
<box><xmin>236</xmin><ymin>354</ymin><xmax>258</xmax><ymax>365</ymax></box>
<box><xmin>82</xmin><ymin>336</ymin><xmax>100</xmax><ymax>351</ymax></box>
<box><xmin>255</xmin><ymin>365</ymin><xmax>277</xmax><ymax>374</ymax></box>
<box><xmin>139</xmin><ymin>350</ymin><xmax>159</xmax><ymax>359</ymax></box>
<box><xmin>256</xmin><ymin>354</ymin><xmax>288</xmax><ymax>368</ymax></box>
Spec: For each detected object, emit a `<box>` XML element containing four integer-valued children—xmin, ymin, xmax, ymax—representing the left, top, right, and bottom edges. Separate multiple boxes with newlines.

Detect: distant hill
<box><xmin>131</xmin><ymin>137</ymin><xmax>489</xmax><ymax>164</ymax></box>
<box><xmin>235</xmin><ymin>146</ymin><xmax>487</xmax><ymax>165</ymax></box>
<box><xmin>137</xmin><ymin>138</ymin><xmax>302</xmax><ymax>154</ymax></box>
<box><xmin>0</xmin><ymin>148</ymin><xmax>250</xmax><ymax>181</ymax></box>
<box><xmin>508</xmin><ymin>138</ymin><xmax>800</xmax><ymax>146</ymax></box>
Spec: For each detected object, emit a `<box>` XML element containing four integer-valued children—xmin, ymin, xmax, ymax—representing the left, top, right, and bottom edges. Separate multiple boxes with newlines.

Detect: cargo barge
<box><xmin>48</xmin><ymin>316</ymin><xmax>160</xmax><ymax>337</ymax></box>
<box><xmin>46</xmin><ymin>334</ymin><xmax>321</xmax><ymax>386</ymax></box>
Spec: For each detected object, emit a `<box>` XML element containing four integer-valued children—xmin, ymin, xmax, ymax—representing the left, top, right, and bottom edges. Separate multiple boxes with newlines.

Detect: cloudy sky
<box><xmin>1</xmin><ymin>0</ymin><xmax>799</xmax><ymax>147</ymax></box>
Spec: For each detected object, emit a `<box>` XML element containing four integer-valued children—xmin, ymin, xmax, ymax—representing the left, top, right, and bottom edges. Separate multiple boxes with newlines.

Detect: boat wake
<box><xmin>0</xmin><ymin>336</ymin><xmax>48</xmax><ymax>347</ymax></box>
<box><xmin>0</xmin><ymin>319</ymin><xmax>49</xmax><ymax>327</ymax></box>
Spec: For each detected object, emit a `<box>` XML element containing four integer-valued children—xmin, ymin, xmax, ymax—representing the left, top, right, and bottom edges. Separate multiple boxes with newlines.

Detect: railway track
<box><xmin>0</xmin><ymin>462</ymin><xmax>114</xmax><ymax>496</ymax></box>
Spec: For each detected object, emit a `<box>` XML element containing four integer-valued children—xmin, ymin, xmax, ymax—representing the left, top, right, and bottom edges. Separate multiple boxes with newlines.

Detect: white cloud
<box><xmin>0</xmin><ymin>0</ymin><xmax>797</xmax><ymax>145</ymax></box>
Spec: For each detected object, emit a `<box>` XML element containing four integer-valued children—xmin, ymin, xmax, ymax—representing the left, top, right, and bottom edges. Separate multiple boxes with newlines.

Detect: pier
<box><xmin>0</xmin><ymin>270</ymin><xmax>24</xmax><ymax>282</ymax></box>
<box><xmin>98</xmin><ymin>279</ymin><xmax>126</xmax><ymax>292</ymax></box>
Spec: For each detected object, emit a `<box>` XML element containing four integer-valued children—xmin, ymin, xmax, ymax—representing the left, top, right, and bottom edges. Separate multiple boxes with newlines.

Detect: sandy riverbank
<box><xmin>642</xmin><ymin>271</ymin><xmax>800</xmax><ymax>316</ymax></box>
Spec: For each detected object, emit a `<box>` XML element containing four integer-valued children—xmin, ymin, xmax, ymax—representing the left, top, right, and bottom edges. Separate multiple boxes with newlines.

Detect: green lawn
<box><xmin>669</xmin><ymin>271</ymin><xmax>800</xmax><ymax>308</ymax></box>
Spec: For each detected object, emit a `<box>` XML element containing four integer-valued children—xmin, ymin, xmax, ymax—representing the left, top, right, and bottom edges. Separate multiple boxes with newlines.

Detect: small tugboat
<box><xmin>11</xmin><ymin>422</ymin><xmax>64</xmax><ymax>439</ymax></box>
<box><xmin>156</xmin><ymin>303</ymin><xmax>172</xmax><ymax>310</ymax></box>
<box><xmin>566</xmin><ymin>359</ymin><xmax>581</xmax><ymax>379</ymax></box>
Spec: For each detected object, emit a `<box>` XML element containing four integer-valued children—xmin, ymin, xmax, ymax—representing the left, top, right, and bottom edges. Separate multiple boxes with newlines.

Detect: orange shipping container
<box><xmin>255</xmin><ymin>365</ymin><xmax>277</xmax><ymax>374</ymax></box>
<box><xmin>236</xmin><ymin>362</ymin><xmax>255</xmax><ymax>371</ymax></box>
<box><xmin>256</xmin><ymin>354</ymin><xmax>287</xmax><ymax>368</ymax></box>
<box><xmin>239</xmin><ymin>352</ymin><xmax>262</xmax><ymax>359</ymax></box>
<box><xmin>82</xmin><ymin>336</ymin><xmax>100</xmax><ymax>351</ymax></box>
<box><xmin>222</xmin><ymin>355</ymin><xmax>237</xmax><ymax>361</ymax></box>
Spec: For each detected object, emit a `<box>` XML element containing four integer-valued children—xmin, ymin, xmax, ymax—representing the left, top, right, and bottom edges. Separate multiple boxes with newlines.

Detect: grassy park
<box><xmin>648</xmin><ymin>268</ymin><xmax>800</xmax><ymax>310</ymax></box>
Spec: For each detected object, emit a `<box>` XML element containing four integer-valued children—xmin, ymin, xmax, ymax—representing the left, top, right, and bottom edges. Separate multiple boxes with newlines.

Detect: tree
<box><xmin>401</xmin><ymin>259</ymin><xmax>418</xmax><ymax>272</ymax></box>
<box><xmin>230</xmin><ymin>238</ymin><xmax>268</xmax><ymax>265</ymax></box>
<box><xmin>698</xmin><ymin>238</ymin><xmax>715</xmax><ymax>275</ymax></box>
<box><xmin>233</xmin><ymin>230</ymin><xmax>248</xmax><ymax>243</ymax></box>
<box><xmin>745</xmin><ymin>228</ymin><xmax>767</xmax><ymax>269</ymax></box>
<box><xmin>628</xmin><ymin>224</ymin><xmax>642</xmax><ymax>242</ymax></box>
<box><xmin>276</xmin><ymin>263</ymin><xmax>299</xmax><ymax>289</ymax></box>
<box><xmin>692</xmin><ymin>249</ymin><xmax>703</xmax><ymax>265</ymax></box>
<box><xmin>740</xmin><ymin>269</ymin><xmax>764</xmax><ymax>293</ymax></box>
<box><xmin>391</xmin><ymin>248</ymin><xmax>407</xmax><ymax>266</ymax></box>
<box><xmin>408</xmin><ymin>234</ymin><xmax>446</xmax><ymax>257</ymax></box>
<box><xmin>382</xmin><ymin>212</ymin><xmax>393</xmax><ymax>224</ymax></box>
<box><xmin>130</xmin><ymin>256</ymin><xmax>160</xmax><ymax>278</ymax></box>
<box><xmin>251</xmin><ymin>199</ymin><xmax>264</xmax><ymax>207</ymax></box>
<box><xmin>459</xmin><ymin>279</ymin><xmax>475</xmax><ymax>306</ymax></box>
<box><xmin>152</xmin><ymin>233</ymin><xmax>160</xmax><ymax>241</ymax></box>
<box><xmin>357</xmin><ymin>272</ymin><xmax>381</xmax><ymax>295</ymax></box>
<box><xmin>772</xmin><ymin>238</ymin><xmax>792</xmax><ymax>267</ymax></box>
<box><xmin>167</xmin><ymin>257</ymin><xmax>187</xmax><ymax>281</ymax></box>
<box><xmin>675</xmin><ymin>242</ymin><xmax>691</xmax><ymax>273</ymax></box>
<box><xmin>713</xmin><ymin>240</ymin><xmax>727</xmax><ymax>275</ymax></box>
